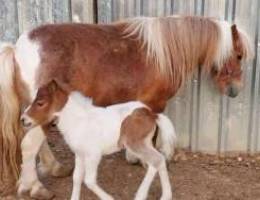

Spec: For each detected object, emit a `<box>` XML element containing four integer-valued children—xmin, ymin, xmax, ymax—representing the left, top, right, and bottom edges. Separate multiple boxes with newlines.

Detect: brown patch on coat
<box><xmin>119</xmin><ymin>107</ymin><xmax>157</xmax><ymax>148</ymax></box>
<box><xmin>29</xmin><ymin>23</ymin><xmax>171</xmax><ymax>112</ymax></box>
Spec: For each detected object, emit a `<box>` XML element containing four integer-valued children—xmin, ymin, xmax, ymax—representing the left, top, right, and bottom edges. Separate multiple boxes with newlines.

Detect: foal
<box><xmin>21</xmin><ymin>80</ymin><xmax>176</xmax><ymax>200</ymax></box>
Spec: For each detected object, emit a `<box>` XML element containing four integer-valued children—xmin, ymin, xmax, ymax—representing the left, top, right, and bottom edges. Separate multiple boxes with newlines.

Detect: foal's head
<box><xmin>21</xmin><ymin>80</ymin><xmax>69</xmax><ymax>130</ymax></box>
<box><xmin>211</xmin><ymin>24</ymin><xmax>253</xmax><ymax>98</ymax></box>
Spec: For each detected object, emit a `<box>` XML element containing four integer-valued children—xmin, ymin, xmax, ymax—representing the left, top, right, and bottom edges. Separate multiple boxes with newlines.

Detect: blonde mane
<box><xmin>0</xmin><ymin>44</ymin><xmax>23</xmax><ymax>183</ymax></box>
<box><xmin>124</xmin><ymin>16</ymin><xmax>252</xmax><ymax>86</ymax></box>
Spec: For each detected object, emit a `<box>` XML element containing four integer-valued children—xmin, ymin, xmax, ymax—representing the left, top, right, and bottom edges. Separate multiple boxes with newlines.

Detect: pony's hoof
<box><xmin>51</xmin><ymin>163</ymin><xmax>73</xmax><ymax>177</ymax></box>
<box><xmin>160</xmin><ymin>194</ymin><xmax>173</xmax><ymax>200</ymax></box>
<box><xmin>17</xmin><ymin>184</ymin><xmax>29</xmax><ymax>198</ymax></box>
<box><xmin>30</xmin><ymin>183</ymin><xmax>54</xmax><ymax>200</ymax></box>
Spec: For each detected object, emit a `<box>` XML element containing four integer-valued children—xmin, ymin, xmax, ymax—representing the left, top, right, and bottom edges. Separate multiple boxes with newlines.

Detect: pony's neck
<box><xmin>57</xmin><ymin>92</ymin><xmax>94</xmax><ymax>131</ymax></box>
<box><xmin>124</xmin><ymin>16</ymin><xmax>233</xmax><ymax>87</ymax></box>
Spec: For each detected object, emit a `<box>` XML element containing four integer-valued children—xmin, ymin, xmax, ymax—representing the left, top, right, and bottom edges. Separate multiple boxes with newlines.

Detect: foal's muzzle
<box><xmin>20</xmin><ymin>115</ymin><xmax>34</xmax><ymax>129</ymax></box>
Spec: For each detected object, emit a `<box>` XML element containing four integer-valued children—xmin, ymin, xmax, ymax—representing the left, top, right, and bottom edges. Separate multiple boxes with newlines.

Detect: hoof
<box><xmin>30</xmin><ymin>183</ymin><xmax>54</xmax><ymax>200</ymax></box>
<box><xmin>51</xmin><ymin>163</ymin><xmax>73</xmax><ymax>178</ymax></box>
<box><xmin>160</xmin><ymin>193</ymin><xmax>173</xmax><ymax>200</ymax></box>
<box><xmin>160</xmin><ymin>197</ymin><xmax>173</xmax><ymax>200</ymax></box>
<box><xmin>17</xmin><ymin>183</ymin><xmax>30</xmax><ymax>198</ymax></box>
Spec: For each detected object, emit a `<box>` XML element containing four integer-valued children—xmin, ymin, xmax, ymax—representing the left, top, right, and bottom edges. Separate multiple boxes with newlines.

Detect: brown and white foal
<box><xmin>21</xmin><ymin>80</ymin><xmax>176</xmax><ymax>200</ymax></box>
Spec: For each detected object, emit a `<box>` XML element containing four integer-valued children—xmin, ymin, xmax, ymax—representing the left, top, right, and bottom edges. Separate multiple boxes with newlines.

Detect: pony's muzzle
<box><xmin>227</xmin><ymin>84</ymin><xmax>240</xmax><ymax>98</ymax></box>
<box><xmin>20</xmin><ymin>115</ymin><xmax>33</xmax><ymax>129</ymax></box>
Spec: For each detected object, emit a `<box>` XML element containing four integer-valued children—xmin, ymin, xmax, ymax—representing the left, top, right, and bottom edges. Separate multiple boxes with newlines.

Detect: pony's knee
<box><xmin>145</xmin><ymin>152</ymin><xmax>165</xmax><ymax>169</ymax></box>
<box><xmin>73</xmin><ymin>174</ymin><xmax>83</xmax><ymax>185</ymax></box>
<box><xmin>84</xmin><ymin>179</ymin><xmax>96</xmax><ymax>190</ymax></box>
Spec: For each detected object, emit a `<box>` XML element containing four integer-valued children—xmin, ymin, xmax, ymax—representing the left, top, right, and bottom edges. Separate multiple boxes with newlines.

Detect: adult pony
<box><xmin>0</xmin><ymin>16</ymin><xmax>252</xmax><ymax>199</ymax></box>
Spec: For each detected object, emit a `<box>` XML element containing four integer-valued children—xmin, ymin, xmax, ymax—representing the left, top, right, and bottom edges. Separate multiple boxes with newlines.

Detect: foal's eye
<box><xmin>237</xmin><ymin>55</ymin><xmax>242</xmax><ymax>60</ymax></box>
<box><xmin>36</xmin><ymin>101</ymin><xmax>45</xmax><ymax>107</ymax></box>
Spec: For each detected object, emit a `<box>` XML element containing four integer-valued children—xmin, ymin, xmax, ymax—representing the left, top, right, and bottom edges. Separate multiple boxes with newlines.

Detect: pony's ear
<box><xmin>231</xmin><ymin>24</ymin><xmax>239</xmax><ymax>40</ymax></box>
<box><xmin>231</xmin><ymin>24</ymin><xmax>243</xmax><ymax>53</ymax></box>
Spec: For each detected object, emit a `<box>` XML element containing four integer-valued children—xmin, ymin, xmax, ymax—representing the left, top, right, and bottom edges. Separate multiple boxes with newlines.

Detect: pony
<box><xmin>21</xmin><ymin>80</ymin><xmax>176</xmax><ymax>200</ymax></box>
<box><xmin>0</xmin><ymin>15</ymin><xmax>253</xmax><ymax>199</ymax></box>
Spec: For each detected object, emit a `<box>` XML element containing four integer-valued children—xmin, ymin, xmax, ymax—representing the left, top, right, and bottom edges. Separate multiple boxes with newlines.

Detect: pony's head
<box><xmin>124</xmin><ymin>17</ymin><xmax>253</xmax><ymax>98</ymax></box>
<box><xmin>211</xmin><ymin>24</ymin><xmax>253</xmax><ymax>97</ymax></box>
<box><xmin>21</xmin><ymin>80</ymin><xmax>69</xmax><ymax>130</ymax></box>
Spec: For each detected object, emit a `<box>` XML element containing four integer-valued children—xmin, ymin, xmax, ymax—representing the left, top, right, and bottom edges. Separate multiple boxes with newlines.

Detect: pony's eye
<box><xmin>237</xmin><ymin>55</ymin><xmax>242</xmax><ymax>60</ymax></box>
<box><xmin>36</xmin><ymin>101</ymin><xmax>45</xmax><ymax>107</ymax></box>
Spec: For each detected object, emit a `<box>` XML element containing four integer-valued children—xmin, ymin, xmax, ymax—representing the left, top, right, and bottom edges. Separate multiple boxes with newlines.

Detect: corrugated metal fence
<box><xmin>0</xmin><ymin>0</ymin><xmax>260</xmax><ymax>154</ymax></box>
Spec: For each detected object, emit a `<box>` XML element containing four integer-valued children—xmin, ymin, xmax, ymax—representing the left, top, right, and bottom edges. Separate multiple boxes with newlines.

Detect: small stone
<box><xmin>174</xmin><ymin>151</ymin><xmax>187</xmax><ymax>161</ymax></box>
<box><xmin>193</xmin><ymin>154</ymin><xmax>198</xmax><ymax>158</ymax></box>
<box><xmin>237</xmin><ymin>157</ymin><xmax>243</xmax><ymax>162</ymax></box>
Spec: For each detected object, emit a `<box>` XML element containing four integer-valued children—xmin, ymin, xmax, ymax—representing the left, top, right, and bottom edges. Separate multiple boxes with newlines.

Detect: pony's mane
<box><xmin>123</xmin><ymin>15</ymin><xmax>253</xmax><ymax>86</ymax></box>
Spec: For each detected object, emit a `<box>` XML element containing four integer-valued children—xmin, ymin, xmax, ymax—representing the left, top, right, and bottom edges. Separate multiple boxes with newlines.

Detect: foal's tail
<box><xmin>0</xmin><ymin>43</ymin><xmax>23</xmax><ymax>182</ymax></box>
<box><xmin>156</xmin><ymin>114</ymin><xmax>177</xmax><ymax>161</ymax></box>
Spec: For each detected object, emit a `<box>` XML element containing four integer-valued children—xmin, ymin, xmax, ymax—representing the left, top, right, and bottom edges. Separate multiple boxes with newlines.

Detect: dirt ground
<box><xmin>2</xmin><ymin>129</ymin><xmax>260</xmax><ymax>200</ymax></box>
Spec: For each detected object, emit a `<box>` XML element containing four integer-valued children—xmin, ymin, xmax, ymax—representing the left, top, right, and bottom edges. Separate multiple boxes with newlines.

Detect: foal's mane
<box><xmin>122</xmin><ymin>15</ymin><xmax>253</xmax><ymax>87</ymax></box>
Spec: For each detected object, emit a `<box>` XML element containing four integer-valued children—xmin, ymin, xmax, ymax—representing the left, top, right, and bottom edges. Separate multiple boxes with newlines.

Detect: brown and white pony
<box><xmin>0</xmin><ymin>16</ymin><xmax>253</xmax><ymax>198</ymax></box>
<box><xmin>21</xmin><ymin>80</ymin><xmax>176</xmax><ymax>200</ymax></box>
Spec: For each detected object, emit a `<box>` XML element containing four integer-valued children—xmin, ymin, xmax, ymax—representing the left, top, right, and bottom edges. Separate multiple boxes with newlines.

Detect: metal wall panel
<box><xmin>0</xmin><ymin>0</ymin><xmax>260</xmax><ymax>154</ymax></box>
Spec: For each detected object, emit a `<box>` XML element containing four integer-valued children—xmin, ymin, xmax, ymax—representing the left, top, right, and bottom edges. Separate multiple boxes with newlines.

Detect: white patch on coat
<box><xmin>15</xmin><ymin>32</ymin><xmax>41</xmax><ymax>99</ymax></box>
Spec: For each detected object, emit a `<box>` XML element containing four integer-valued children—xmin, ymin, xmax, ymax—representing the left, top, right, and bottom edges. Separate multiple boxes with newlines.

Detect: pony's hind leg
<box><xmin>84</xmin><ymin>154</ymin><xmax>114</xmax><ymax>200</ymax></box>
<box><xmin>129</xmin><ymin>145</ymin><xmax>172</xmax><ymax>200</ymax></box>
<box><xmin>71</xmin><ymin>155</ymin><xmax>85</xmax><ymax>200</ymax></box>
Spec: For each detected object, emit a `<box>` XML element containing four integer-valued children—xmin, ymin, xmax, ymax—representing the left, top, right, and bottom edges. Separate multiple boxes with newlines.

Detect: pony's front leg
<box><xmin>84</xmin><ymin>154</ymin><xmax>114</xmax><ymax>200</ymax></box>
<box><xmin>17</xmin><ymin>126</ymin><xmax>54</xmax><ymax>199</ymax></box>
<box><xmin>71</xmin><ymin>155</ymin><xmax>85</xmax><ymax>200</ymax></box>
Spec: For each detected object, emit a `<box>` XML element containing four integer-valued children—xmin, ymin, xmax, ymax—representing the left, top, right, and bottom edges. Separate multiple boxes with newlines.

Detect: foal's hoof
<box><xmin>160</xmin><ymin>194</ymin><xmax>173</xmax><ymax>200</ymax></box>
<box><xmin>51</xmin><ymin>163</ymin><xmax>73</xmax><ymax>178</ymax></box>
<box><xmin>30</xmin><ymin>184</ymin><xmax>54</xmax><ymax>200</ymax></box>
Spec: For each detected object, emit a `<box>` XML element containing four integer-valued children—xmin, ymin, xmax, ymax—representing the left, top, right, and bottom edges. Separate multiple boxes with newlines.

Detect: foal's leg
<box><xmin>131</xmin><ymin>146</ymin><xmax>172</xmax><ymax>200</ymax></box>
<box><xmin>84</xmin><ymin>154</ymin><xmax>114</xmax><ymax>200</ymax></box>
<box><xmin>134</xmin><ymin>162</ymin><xmax>157</xmax><ymax>200</ymax></box>
<box><xmin>18</xmin><ymin>126</ymin><xmax>54</xmax><ymax>199</ymax></box>
<box><xmin>71</xmin><ymin>155</ymin><xmax>85</xmax><ymax>200</ymax></box>
<box><xmin>126</xmin><ymin>132</ymin><xmax>172</xmax><ymax>200</ymax></box>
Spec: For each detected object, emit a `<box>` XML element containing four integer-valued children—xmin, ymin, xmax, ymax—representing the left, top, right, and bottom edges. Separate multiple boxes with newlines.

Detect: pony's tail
<box><xmin>156</xmin><ymin>114</ymin><xmax>177</xmax><ymax>161</ymax></box>
<box><xmin>0</xmin><ymin>43</ymin><xmax>23</xmax><ymax>182</ymax></box>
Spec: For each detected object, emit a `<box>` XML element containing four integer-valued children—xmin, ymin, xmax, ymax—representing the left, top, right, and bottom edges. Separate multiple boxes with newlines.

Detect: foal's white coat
<box><xmin>55</xmin><ymin>92</ymin><xmax>176</xmax><ymax>200</ymax></box>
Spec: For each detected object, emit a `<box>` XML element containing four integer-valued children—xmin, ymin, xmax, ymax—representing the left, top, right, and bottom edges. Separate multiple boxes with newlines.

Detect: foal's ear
<box><xmin>48</xmin><ymin>80</ymin><xmax>59</xmax><ymax>93</ymax></box>
<box><xmin>52</xmin><ymin>78</ymin><xmax>71</xmax><ymax>94</ymax></box>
